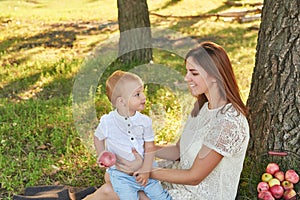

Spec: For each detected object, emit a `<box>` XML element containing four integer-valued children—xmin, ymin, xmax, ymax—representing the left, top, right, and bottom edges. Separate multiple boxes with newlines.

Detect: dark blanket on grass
<box><xmin>13</xmin><ymin>185</ymin><xmax>97</xmax><ymax>200</ymax></box>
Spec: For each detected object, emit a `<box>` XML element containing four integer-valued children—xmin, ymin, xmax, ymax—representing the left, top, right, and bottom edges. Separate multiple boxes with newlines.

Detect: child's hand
<box><xmin>97</xmin><ymin>162</ymin><xmax>109</xmax><ymax>169</ymax></box>
<box><xmin>96</xmin><ymin>155</ymin><xmax>108</xmax><ymax>169</ymax></box>
<box><xmin>134</xmin><ymin>171</ymin><xmax>150</xmax><ymax>186</ymax></box>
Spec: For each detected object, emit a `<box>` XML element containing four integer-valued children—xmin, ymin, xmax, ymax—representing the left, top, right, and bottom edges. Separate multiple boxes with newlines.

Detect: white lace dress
<box><xmin>167</xmin><ymin>102</ymin><xmax>249</xmax><ymax>200</ymax></box>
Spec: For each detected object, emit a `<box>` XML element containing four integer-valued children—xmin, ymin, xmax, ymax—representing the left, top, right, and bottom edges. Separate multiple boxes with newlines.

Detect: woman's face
<box><xmin>184</xmin><ymin>57</ymin><xmax>210</xmax><ymax>97</ymax></box>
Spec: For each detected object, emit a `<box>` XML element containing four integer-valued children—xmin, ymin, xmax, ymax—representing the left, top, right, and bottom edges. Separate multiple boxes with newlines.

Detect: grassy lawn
<box><xmin>0</xmin><ymin>0</ymin><xmax>261</xmax><ymax>199</ymax></box>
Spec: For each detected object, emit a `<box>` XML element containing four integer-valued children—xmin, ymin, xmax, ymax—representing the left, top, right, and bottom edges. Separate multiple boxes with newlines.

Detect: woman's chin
<box><xmin>190</xmin><ymin>91</ymin><xmax>199</xmax><ymax>97</ymax></box>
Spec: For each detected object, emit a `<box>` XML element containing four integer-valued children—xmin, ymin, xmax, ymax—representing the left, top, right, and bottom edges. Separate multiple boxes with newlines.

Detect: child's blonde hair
<box><xmin>106</xmin><ymin>70</ymin><xmax>143</xmax><ymax>106</ymax></box>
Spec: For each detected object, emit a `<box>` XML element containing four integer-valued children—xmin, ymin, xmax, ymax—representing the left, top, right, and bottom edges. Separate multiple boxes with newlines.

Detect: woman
<box><xmin>84</xmin><ymin>41</ymin><xmax>250</xmax><ymax>200</ymax></box>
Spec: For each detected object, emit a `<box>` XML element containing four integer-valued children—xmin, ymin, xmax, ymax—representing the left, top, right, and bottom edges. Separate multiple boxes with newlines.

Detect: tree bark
<box><xmin>247</xmin><ymin>0</ymin><xmax>300</xmax><ymax>159</ymax></box>
<box><xmin>117</xmin><ymin>0</ymin><xmax>152</xmax><ymax>64</ymax></box>
<box><xmin>237</xmin><ymin>1</ymin><xmax>299</xmax><ymax>198</ymax></box>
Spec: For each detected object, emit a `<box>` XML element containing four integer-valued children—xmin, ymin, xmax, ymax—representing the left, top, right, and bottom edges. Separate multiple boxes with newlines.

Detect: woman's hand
<box><xmin>115</xmin><ymin>148</ymin><xmax>143</xmax><ymax>174</ymax></box>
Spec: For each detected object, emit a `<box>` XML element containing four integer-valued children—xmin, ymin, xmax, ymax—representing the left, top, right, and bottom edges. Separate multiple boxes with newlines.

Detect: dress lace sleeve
<box><xmin>203</xmin><ymin>114</ymin><xmax>248</xmax><ymax>157</ymax></box>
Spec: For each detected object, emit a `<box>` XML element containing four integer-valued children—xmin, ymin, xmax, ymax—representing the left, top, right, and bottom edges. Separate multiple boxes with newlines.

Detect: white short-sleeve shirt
<box><xmin>94</xmin><ymin>110</ymin><xmax>154</xmax><ymax>161</ymax></box>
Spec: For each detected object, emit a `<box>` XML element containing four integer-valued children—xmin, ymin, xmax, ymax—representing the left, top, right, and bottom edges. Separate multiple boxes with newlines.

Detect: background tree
<box><xmin>246</xmin><ymin>0</ymin><xmax>299</xmax><ymax>159</ymax></box>
<box><xmin>117</xmin><ymin>0</ymin><xmax>152</xmax><ymax>64</ymax></box>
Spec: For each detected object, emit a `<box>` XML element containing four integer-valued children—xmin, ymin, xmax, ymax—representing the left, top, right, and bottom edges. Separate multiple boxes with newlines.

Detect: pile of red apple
<box><xmin>257</xmin><ymin>162</ymin><xmax>299</xmax><ymax>200</ymax></box>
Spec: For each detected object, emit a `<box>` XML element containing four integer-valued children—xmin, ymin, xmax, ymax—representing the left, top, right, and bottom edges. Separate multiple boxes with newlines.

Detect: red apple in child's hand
<box><xmin>98</xmin><ymin>151</ymin><xmax>116</xmax><ymax>167</ymax></box>
<box><xmin>274</xmin><ymin>171</ymin><xmax>285</xmax><ymax>182</ymax></box>
<box><xmin>282</xmin><ymin>180</ymin><xmax>294</xmax><ymax>190</ymax></box>
<box><xmin>269</xmin><ymin>185</ymin><xmax>284</xmax><ymax>199</ymax></box>
<box><xmin>266</xmin><ymin>163</ymin><xmax>280</xmax><ymax>175</ymax></box>
<box><xmin>258</xmin><ymin>190</ymin><xmax>275</xmax><ymax>200</ymax></box>
<box><xmin>285</xmin><ymin>169</ymin><xmax>299</xmax><ymax>184</ymax></box>
<box><xmin>257</xmin><ymin>181</ymin><xmax>270</xmax><ymax>192</ymax></box>
<box><xmin>283</xmin><ymin>189</ymin><xmax>297</xmax><ymax>200</ymax></box>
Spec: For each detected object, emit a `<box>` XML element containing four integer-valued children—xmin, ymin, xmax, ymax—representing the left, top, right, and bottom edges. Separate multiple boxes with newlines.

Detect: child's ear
<box><xmin>117</xmin><ymin>97</ymin><xmax>126</xmax><ymax>106</ymax></box>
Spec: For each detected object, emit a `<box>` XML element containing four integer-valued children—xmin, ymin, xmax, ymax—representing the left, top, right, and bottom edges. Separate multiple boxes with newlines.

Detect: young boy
<box><xmin>94</xmin><ymin>70</ymin><xmax>172</xmax><ymax>200</ymax></box>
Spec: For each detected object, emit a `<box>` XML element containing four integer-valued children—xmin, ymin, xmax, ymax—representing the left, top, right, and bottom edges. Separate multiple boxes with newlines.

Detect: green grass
<box><xmin>0</xmin><ymin>0</ymin><xmax>261</xmax><ymax>198</ymax></box>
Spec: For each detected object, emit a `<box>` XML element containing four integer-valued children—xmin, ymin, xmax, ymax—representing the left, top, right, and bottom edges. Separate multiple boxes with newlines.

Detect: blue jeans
<box><xmin>108</xmin><ymin>168</ymin><xmax>172</xmax><ymax>200</ymax></box>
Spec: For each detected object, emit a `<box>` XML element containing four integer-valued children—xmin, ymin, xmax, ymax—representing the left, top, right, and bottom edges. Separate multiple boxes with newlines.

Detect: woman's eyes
<box><xmin>189</xmin><ymin>71</ymin><xmax>199</xmax><ymax>76</ymax></box>
<box><xmin>187</xmin><ymin>68</ymin><xmax>199</xmax><ymax>76</ymax></box>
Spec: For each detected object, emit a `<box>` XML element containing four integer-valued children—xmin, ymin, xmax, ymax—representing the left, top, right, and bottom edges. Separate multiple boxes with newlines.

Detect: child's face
<box><xmin>123</xmin><ymin>80</ymin><xmax>146</xmax><ymax>114</ymax></box>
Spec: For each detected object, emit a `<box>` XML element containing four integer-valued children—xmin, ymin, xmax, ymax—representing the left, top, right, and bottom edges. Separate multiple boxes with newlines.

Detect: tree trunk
<box><xmin>246</xmin><ymin>0</ymin><xmax>300</xmax><ymax>159</ymax></box>
<box><xmin>117</xmin><ymin>0</ymin><xmax>152</xmax><ymax>64</ymax></box>
<box><xmin>236</xmin><ymin>0</ymin><xmax>299</xmax><ymax>198</ymax></box>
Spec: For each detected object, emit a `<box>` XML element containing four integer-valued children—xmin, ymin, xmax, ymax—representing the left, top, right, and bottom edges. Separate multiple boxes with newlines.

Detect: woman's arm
<box><xmin>150</xmin><ymin>146</ymin><xmax>223</xmax><ymax>185</ymax></box>
<box><xmin>154</xmin><ymin>139</ymin><xmax>180</xmax><ymax>161</ymax></box>
<box><xmin>116</xmin><ymin>139</ymin><xmax>181</xmax><ymax>173</ymax></box>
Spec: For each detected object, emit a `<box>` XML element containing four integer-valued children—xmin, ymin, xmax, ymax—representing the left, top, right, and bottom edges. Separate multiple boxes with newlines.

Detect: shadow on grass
<box><xmin>150</xmin><ymin>1</ymin><xmax>258</xmax><ymax>50</ymax></box>
<box><xmin>1</xmin><ymin>24</ymin><xmax>257</xmax><ymax>102</ymax></box>
<box><xmin>0</xmin><ymin>21</ymin><xmax>118</xmax><ymax>65</ymax></box>
<box><xmin>158</xmin><ymin>0</ymin><xmax>182</xmax><ymax>10</ymax></box>
<box><xmin>1</xmin><ymin>1</ymin><xmax>259</xmax><ymax>103</ymax></box>
<box><xmin>0</xmin><ymin>58</ymin><xmax>79</xmax><ymax>101</ymax></box>
<box><xmin>0</xmin><ymin>20</ymin><xmax>120</xmax><ymax>101</ymax></box>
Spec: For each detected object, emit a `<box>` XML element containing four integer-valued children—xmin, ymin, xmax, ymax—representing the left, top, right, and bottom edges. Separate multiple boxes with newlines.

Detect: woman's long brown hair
<box><xmin>186</xmin><ymin>41</ymin><xmax>248</xmax><ymax>116</ymax></box>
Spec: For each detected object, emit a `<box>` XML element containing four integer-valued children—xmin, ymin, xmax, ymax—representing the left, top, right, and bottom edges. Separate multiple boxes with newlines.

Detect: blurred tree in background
<box><xmin>117</xmin><ymin>0</ymin><xmax>152</xmax><ymax>64</ymax></box>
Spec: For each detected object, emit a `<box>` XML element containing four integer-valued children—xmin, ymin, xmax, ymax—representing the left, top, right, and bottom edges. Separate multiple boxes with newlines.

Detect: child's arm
<box><xmin>135</xmin><ymin>141</ymin><xmax>156</xmax><ymax>186</ymax></box>
<box><xmin>94</xmin><ymin>135</ymin><xmax>106</xmax><ymax>168</ymax></box>
<box><xmin>94</xmin><ymin>135</ymin><xmax>105</xmax><ymax>156</ymax></box>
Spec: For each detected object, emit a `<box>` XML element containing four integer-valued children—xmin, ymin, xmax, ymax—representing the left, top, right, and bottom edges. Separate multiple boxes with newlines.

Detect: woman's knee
<box><xmin>101</xmin><ymin>183</ymin><xmax>115</xmax><ymax>195</ymax></box>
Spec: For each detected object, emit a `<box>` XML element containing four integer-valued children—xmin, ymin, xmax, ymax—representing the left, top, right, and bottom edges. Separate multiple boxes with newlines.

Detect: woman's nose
<box><xmin>184</xmin><ymin>73</ymin><xmax>190</xmax><ymax>82</ymax></box>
